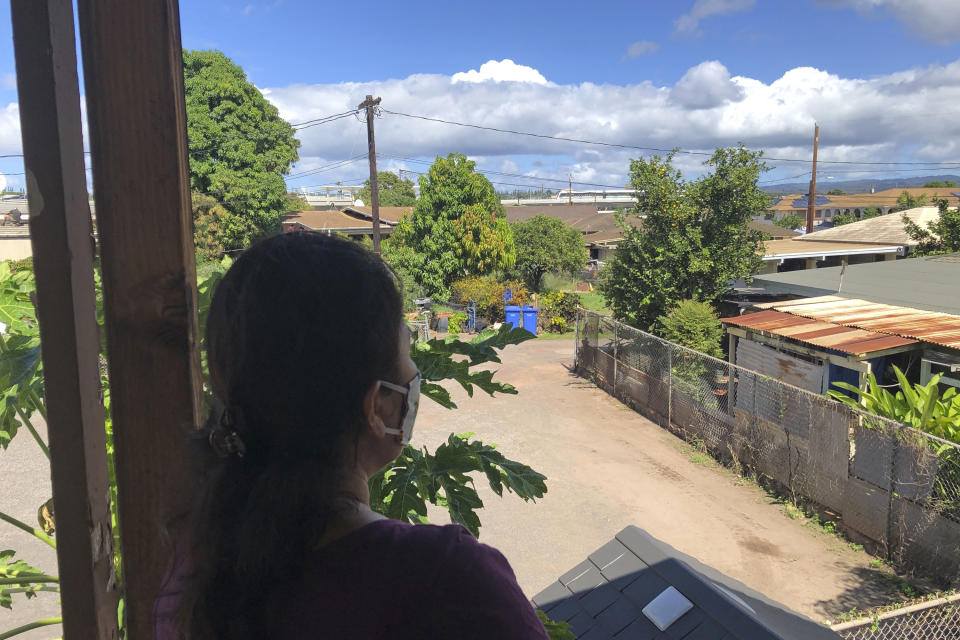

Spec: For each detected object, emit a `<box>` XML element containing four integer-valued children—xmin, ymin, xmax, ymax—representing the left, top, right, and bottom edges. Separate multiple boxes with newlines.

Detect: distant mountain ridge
<box><xmin>763</xmin><ymin>174</ymin><xmax>960</xmax><ymax>195</ymax></box>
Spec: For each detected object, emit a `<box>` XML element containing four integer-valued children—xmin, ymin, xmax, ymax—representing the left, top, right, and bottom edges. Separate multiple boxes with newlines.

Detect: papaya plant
<box><xmin>0</xmin><ymin>256</ymin><xmax>549</xmax><ymax>638</ymax></box>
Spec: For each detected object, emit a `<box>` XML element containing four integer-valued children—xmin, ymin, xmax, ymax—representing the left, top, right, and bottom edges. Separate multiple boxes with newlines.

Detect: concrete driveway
<box><xmin>416</xmin><ymin>336</ymin><xmax>911</xmax><ymax>623</ymax></box>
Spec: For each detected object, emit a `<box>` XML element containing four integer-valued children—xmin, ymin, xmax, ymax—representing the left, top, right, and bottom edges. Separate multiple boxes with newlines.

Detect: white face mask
<box><xmin>379</xmin><ymin>373</ymin><xmax>421</xmax><ymax>445</ymax></box>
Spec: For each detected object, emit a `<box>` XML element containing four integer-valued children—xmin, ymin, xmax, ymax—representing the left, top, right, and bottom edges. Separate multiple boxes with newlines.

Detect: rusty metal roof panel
<box><xmin>764</xmin><ymin>296</ymin><xmax>960</xmax><ymax>349</ymax></box>
<box><xmin>721</xmin><ymin>310</ymin><xmax>918</xmax><ymax>356</ymax></box>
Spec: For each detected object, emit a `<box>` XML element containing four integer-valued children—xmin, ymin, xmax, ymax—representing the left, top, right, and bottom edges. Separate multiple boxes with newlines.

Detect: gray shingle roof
<box><xmin>533</xmin><ymin>526</ymin><xmax>839</xmax><ymax>639</ymax></box>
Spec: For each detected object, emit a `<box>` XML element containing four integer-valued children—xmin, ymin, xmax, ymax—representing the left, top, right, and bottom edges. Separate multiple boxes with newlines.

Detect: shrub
<box><xmin>450</xmin><ymin>276</ymin><xmax>529</xmax><ymax>322</ymax></box>
<box><xmin>538</xmin><ymin>290</ymin><xmax>580</xmax><ymax>331</ymax></box>
<box><xmin>657</xmin><ymin>300</ymin><xmax>725</xmax><ymax>397</ymax></box>
<box><xmin>548</xmin><ymin>316</ymin><xmax>568</xmax><ymax>333</ymax></box>
<box><xmin>656</xmin><ymin>300</ymin><xmax>724</xmax><ymax>357</ymax></box>
<box><xmin>447</xmin><ymin>311</ymin><xmax>468</xmax><ymax>335</ymax></box>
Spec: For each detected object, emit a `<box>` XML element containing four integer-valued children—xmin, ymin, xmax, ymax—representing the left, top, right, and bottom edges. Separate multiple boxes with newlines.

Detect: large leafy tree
<box><xmin>184</xmin><ymin>50</ymin><xmax>300</xmax><ymax>251</ymax></box>
<box><xmin>357</xmin><ymin>171</ymin><xmax>417</xmax><ymax>207</ymax></box>
<box><xmin>510</xmin><ymin>215</ymin><xmax>587</xmax><ymax>293</ymax></box>
<box><xmin>903</xmin><ymin>197</ymin><xmax>960</xmax><ymax>256</ymax></box>
<box><xmin>600</xmin><ymin>146</ymin><xmax>768</xmax><ymax>330</ymax></box>
<box><xmin>388</xmin><ymin>153</ymin><xmax>515</xmax><ymax>299</ymax></box>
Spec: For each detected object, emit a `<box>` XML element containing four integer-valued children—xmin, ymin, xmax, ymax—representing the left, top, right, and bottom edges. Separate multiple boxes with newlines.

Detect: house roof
<box><xmin>503</xmin><ymin>204</ymin><xmax>639</xmax><ymax>246</ymax></box>
<box><xmin>766</xmin><ymin>188</ymin><xmax>960</xmax><ymax>211</ymax></box>
<box><xmin>762</xmin><ymin>239</ymin><xmax>901</xmax><ymax>260</ymax></box>
<box><xmin>749</xmin><ymin>220</ymin><xmax>802</xmax><ymax>239</ymax></box>
<box><xmin>870</xmin><ymin>187</ymin><xmax>960</xmax><ymax>207</ymax></box>
<box><xmin>757</xmin><ymin>295</ymin><xmax>960</xmax><ymax>350</ymax></box>
<box><xmin>722</xmin><ymin>309</ymin><xmax>918</xmax><ymax>357</ymax></box>
<box><xmin>341</xmin><ymin>206</ymin><xmax>410</xmax><ymax>225</ymax></box>
<box><xmin>794</xmin><ymin>206</ymin><xmax>939</xmax><ymax>246</ymax></box>
<box><xmin>751</xmin><ymin>255</ymin><xmax>960</xmax><ymax>315</ymax></box>
<box><xmin>282</xmin><ymin>209</ymin><xmax>394</xmax><ymax>232</ymax></box>
<box><xmin>532</xmin><ymin>526</ymin><xmax>840</xmax><ymax>639</ymax></box>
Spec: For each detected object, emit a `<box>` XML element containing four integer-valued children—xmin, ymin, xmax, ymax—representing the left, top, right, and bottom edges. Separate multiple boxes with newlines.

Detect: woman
<box><xmin>155</xmin><ymin>232</ymin><xmax>549</xmax><ymax>639</ymax></box>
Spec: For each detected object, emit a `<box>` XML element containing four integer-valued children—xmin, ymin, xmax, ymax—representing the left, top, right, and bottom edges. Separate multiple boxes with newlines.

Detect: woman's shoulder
<box><xmin>348</xmin><ymin>518</ymin><xmax>488</xmax><ymax>558</ymax></box>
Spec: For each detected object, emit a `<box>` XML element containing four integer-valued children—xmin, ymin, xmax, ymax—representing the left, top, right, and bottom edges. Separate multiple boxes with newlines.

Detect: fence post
<box><xmin>574</xmin><ymin>306</ymin><xmax>580</xmax><ymax>369</ymax></box>
<box><xmin>613</xmin><ymin>320</ymin><xmax>619</xmax><ymax>394</ymax></box>
<box><xmin>667</xmin><ymin>345</ymin><xmax>673</xmax><ymax>426</ymax></box>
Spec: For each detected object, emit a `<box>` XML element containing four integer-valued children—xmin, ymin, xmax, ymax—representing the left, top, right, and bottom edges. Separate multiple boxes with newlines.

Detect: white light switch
<box><xmin>642</xmin><ymin>586</ymin><xmax>694</xmax><ymax>631</ymax></box>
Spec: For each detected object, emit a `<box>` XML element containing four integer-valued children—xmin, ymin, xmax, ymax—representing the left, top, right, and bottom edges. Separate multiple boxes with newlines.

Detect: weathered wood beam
<box><xmin>10</xmin><ymin>0</ymin><xmax>120</xmax><ymax>637</ymax></box>
<box><xmin>75</xmin><ymin>0</ymin><xmax>202</xmax><ymax>636</ymax></box>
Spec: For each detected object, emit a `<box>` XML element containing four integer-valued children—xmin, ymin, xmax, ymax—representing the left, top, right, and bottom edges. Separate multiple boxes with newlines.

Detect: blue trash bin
<box><xmin>520</xmin><ymin>306</ymin><xmax>538</xmax><ymax>336</ymax></box>
<box><xmin>504</xmin><ymin>305</ymin><xmax>521</xmax><ymax>330</ymax></box>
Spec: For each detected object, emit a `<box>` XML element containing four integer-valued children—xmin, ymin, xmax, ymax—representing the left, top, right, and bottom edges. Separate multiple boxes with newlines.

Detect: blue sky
<box><xmin>2</xmin><ymin>0</ymin><xmax>960</xmax><ymax>192</ymax></box>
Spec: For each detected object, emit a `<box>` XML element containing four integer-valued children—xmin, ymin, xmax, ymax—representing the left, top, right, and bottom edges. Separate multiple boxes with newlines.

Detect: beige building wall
<box><xmin>0</xmin><ymin>237</ymin><xmax>32</xmax><ymax>262</ymax></box>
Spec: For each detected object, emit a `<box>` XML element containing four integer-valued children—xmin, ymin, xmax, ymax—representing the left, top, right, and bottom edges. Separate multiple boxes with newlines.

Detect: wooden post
<box><xmin>358</xmin><ymin>95</ymin><xmax>382</xmax><ymax>254</ymax></box>
<box><xmin>75</xmin><ymin>0</ymin><xmax>203</xmax><ymax>636</ymax></box>
<box><xmin>612</xmin><ymin>321</ymin><xmax>619</xmax><ymax>393</ymax></box>
<box><xmin>806</xmin><ymin>123</ymin><xmax>819</xmax><ymax>234</ymax></box>
<box><xmin>10</xmin><ymin>1</ymin><xmax>120</xmax><ymax>637</ymax></box>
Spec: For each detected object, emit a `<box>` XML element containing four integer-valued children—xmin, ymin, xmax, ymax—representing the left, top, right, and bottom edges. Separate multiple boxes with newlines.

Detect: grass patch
<box><xmin>537</xmin><ymin>330</ymin><xmax>575</xmax><ymax>340</ymax></box>
<box><xmin>542</xmin><ymin>273</ymin><xmax>578</xmax><ymax>291</ymax></box>
<box><xmin>688</xmin><ymin>451</ymin><xmax>713</xmax><ymax>466</ymax></box>
<box><xmin>579</xmin><ymin>291</ymin><xmax>610</xmax><ymax>315</ymax></box>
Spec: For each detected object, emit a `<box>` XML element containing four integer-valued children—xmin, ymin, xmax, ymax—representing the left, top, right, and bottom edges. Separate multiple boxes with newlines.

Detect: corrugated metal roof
<box><xmin>722</xmin><ymin>309</ymin><xmax>918</xmax><ymax>356</ymax></box>
<box><xmin>758</xmin><ymin>296</ymin><xmax>960</xmax><ymax>350</ymax></box>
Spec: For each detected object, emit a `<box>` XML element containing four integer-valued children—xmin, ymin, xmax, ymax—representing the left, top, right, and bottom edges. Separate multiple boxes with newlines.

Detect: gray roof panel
<box><xmin>533</xmin><ymin>526</ymin><xmax>840</xmax><ymax>639</ymax></box>
<box><xmin>751</xmin><ymin>255</ymin><xmax>960</xmax><ymax>315</ymax></box>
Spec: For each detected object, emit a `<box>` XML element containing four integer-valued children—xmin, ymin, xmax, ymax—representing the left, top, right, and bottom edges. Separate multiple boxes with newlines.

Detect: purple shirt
<box><xmin>155</xmin><ymin>518</ymin><xmax>549</xmax><ymax>639</ymax></box>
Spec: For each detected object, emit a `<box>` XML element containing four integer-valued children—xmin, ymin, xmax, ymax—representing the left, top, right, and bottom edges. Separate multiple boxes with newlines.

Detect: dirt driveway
<box><xmin>416</xmin><ymin>336</ymin><xmax>912</xmax><ymax>623</ymax></box>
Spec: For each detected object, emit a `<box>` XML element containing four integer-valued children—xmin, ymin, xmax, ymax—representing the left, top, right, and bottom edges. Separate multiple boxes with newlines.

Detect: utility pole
<box><xmin>358</xmin><ymin>95</ymin><xmax>382</xmax><ymax>253</ymax></box>
<box><xmin>806</xmin><ymin>123</ymin><xmax>819</xmax><ymax>234</ymax></box>
<box><xmin>568</xmin><ymin>174</ymin><xmax>573</xmax><ymax>206</ymax></box>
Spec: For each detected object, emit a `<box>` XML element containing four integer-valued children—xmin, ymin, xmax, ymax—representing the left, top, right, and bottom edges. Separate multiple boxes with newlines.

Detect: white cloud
<box><xmin>818</xmin><ymin>0</ymin><xmax>960</xmax><ymax>44</ymax></box>
<box><xmin>264</xmin><ymin>57</ymin><xmax>960</xmax><ymax>188</ymax></box>
<box><xmin>670</xmin><ymin>61</ymin><xmax>744</xmax><ymax>108</ymax></box>
<box><xmin>623</xmin><ymin>41</ymin><xmax>660</xmax><ymax>60</ymax></box>
<box><xmin>674</xmin><ymin>0</ymin><xmax>756</xmax><ymax>36</ymax></box>
<box><xmin>451</xmin><ymin>59</ymin><xmax>548</xmax><ymax>84</ymax></box>
<box><xmin>6</xmin><ymin>57</ymin><xmax>960</xmax><ymax>192</ymax></box>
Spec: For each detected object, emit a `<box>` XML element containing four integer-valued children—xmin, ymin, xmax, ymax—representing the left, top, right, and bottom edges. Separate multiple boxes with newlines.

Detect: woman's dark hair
<box><xmin>176</xmin><ymin>232</ymin><xmax>403</xmax><ymax>639</ymax></box>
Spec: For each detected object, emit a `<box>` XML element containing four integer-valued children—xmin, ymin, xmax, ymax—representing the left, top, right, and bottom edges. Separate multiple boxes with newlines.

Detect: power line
<box><xmin>376</xmin><ymin>152</ymin><xmax>627</xmax><ymax>189</ymax></box>
<box><xmin>380</xmin><ymin>109</ymin><xmax>960</xmax><ymax>167</ymax></box>
<box><xmin>285</xmin><ymin>154</ymin><xmax>368</xmax><ymax>180</ymax></box>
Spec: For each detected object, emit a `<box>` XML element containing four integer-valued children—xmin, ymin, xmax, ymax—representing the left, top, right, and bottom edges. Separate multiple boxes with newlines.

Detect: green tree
<box><xmin>924</xmin><ymin>180</ymin><xmax>957</xmax><ymax>188</ymax></box>
<box><xmin>510</xmin><ymin>215</ymin><xmax>587</xmax><ymax>292</ymax></box>
<box><xmin>774</xmin><ymin>212</ymin><xmax>805</xmax><ymax>230</ymax></box>
<box><xmin>357</xmin><ymin>171</ymin><xmax>417</xmax><ymax>207</ymax></box>
<box><xmin>600</xmin><ymin>146</ymin><xmax>768</xmax><ymax>330</ymax></box>
<box><xmin>656</xmin><ymin>300</ymin><xmax>724</xmax><ymax>358</ymax></box>
<box><xmin>388</xmin><ymin>153</ymin><xmax>516</xmax><ymax>299</ymax></box>
<box><xmin>903</xmin><ymin>197</ymin><xmax>960</xmax><ymax>256</ymax></box>
<box><xmin>894</xmin><ymin>190</ymin><xmax>928</xmax><ymax>212</ymax></box>
<box><xmin>827</xmin><ymin>189</ymin><xmax>845</xmax><ymax>195</ymax></box>
<box><xmin>184</xmin><ymin>50</ymin><xmax>300</xmax><ymax>252</ymax></box>
<box><xmin>831</xmin><ymin>212</ymin><xmax>856</xmax><ymax>227</ymax></box>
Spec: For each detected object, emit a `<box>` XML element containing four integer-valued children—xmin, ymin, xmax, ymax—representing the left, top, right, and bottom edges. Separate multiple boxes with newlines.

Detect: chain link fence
<box><xmin>574</xmin><ymin>309</ymin><xmax>960</xmax><ymax>589</ymax></box>
<box><xmin>832</xmin><ymin>593</ymin><xmax>960</xmax><ymax>639</ymax></box>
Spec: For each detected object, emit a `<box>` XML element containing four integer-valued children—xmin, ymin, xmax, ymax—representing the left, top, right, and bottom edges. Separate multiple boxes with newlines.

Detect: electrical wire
<box><xmin>380</xmin><ymin>109</ymin><xmax>960</xmax><ymax>167</ymax></box>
